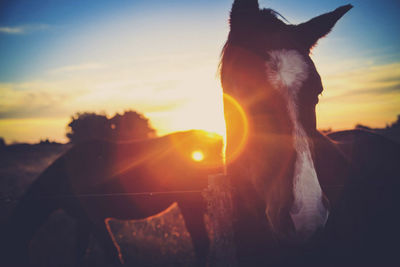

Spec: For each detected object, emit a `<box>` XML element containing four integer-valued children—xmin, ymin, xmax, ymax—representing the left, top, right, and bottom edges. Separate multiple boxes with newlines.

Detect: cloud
<box><xmin>50</xmin><ymin>63</ymin><xmax>107</xmax><ymax>74</ymax></box>
<box><xmin>0</xmin><ymin>24</ymin><xmax>50</xmax><ymax>35</ymax></box>
<box><xmin>317</xmin><ymin>62</ymin><xmax>400</xmax><ymax>129</ymax></box>
<box><xmin>0</xmin><ymin>82</ymin><xmax>77</xmax><ymax>119</ymax></box>
<box><xmin>0</xmin><ymin>26</ymin><xmax>24</xmax><ymax>34</ymax></box>
<box><xmin>321</xmin><ymin>62</ymin><xmax>400</xmax><ymax>101</ymax></box>
<box><xmin>0</xmin><ymin>46</ymin><xmax>224</xmax><ymax>142</ymax></box>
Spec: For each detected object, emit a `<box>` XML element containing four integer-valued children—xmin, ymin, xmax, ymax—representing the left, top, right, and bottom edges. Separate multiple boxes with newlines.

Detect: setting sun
<box><xmin>191</xmin><ymin>150</ymin><xmax>204</xmax><ymax>162</ymax></box>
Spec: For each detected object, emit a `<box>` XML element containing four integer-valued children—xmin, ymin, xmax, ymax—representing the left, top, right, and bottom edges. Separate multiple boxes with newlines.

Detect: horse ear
<box><xmin>295</xmin><ymin>4</ymin><xmax>353</xmax><ymax>50</ymax></box>
<box><xmin>230</xmin><ymin>0</ymin><xmax>259</xmax><ymax>27</ymax></box>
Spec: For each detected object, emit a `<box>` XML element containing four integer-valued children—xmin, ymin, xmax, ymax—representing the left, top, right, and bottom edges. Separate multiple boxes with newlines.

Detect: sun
<box><xmin>191</xmin><ymin>150</ymin><xmax>204</xmax><ymax>162</ymax></box>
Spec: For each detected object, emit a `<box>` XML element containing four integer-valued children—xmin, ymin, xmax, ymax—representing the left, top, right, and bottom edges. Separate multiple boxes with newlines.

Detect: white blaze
<box><xmin>266</xmin><ymin>49</ymin><xmax>329</xmax><ymax>240</ymax></box>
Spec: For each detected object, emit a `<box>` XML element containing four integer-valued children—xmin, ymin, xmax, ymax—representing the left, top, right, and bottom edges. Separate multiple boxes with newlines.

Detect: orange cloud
<box><xmin>317</xmin><ymin>62</ymin><xmax>400</xmax><ymax>130</ymax></box>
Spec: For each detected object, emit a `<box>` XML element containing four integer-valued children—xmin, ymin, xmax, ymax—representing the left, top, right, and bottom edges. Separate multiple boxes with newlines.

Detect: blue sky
<box><xmin>0</xmin><ymin>0</ymin><xmax>399</xmax><ymax>143</ymax></box>
<box><xmin>1</xmin><ymin>0</ymin><xmax>398</xmax><ymax>82</ymax></box>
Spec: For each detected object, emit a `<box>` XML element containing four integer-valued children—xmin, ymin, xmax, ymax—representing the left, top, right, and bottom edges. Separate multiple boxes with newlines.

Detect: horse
<box><xmin>1</xmin><ymin>130</ymin><xmax>223</xmax><ymax>266</ymax></box>
<box><xmin>220</xmin><ymin>1</ymin><xmax>400</xmax><ymax>266</ymax></box>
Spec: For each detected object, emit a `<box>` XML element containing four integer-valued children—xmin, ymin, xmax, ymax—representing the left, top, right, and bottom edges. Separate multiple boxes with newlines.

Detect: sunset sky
<box><xmin>0</xmin><ymin>0</ymin><xmax>399</xmax><ymax>144</ymax></box>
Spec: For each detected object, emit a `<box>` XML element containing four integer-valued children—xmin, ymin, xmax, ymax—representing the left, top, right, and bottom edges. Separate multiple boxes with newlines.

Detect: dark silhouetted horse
<box><xmin>221</xmin><ymin>1</ymin><xmax>400</xmax><ymax>266</ymax></box>
<box><xmin>1</xmin><ymin>130</ymin><xmax>223</xmax><ymax>266</ymax></box>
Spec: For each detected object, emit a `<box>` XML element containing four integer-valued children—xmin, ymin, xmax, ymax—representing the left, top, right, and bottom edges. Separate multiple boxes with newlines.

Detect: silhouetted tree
<box><xmin>67</xmin><ymin>113</ymin><xmax>110</xmax><ymax>144</ymax></box>
<box><xmin>67</xmin><ymin>110</ymin><xmax>155</xmax><ymax>144</ymax></box>
<box><xmin>0</xmin><ymin>137</ymin><xmax>5</xmax><ymax>148</ymax></box>
<box><xmin>109</xmin><ymin>110</ymin><xmax>156</xmax><ymax>141</ymax></box>
<box><xmin>387</xmin><ymin>115</ymin><xmax>400</xmax><ymax>129</ymax></box>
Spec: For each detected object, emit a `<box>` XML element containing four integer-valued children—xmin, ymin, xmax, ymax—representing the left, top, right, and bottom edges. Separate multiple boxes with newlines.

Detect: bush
<box><xmin>67</xmin><ymin>110</ymin><xmax>155</xmax><ymax>144</ymax></box>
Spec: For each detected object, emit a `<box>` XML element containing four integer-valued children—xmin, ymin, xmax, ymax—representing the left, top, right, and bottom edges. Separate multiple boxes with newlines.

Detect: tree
<box><xmin>109</xmin><ymin>111</ymin><xmax>155</xmax><ymax>141</ymax></box>
<box><xmin>0</xmin><ymin>137</ymin><xmax>5</xmax><ymax>148</ymax></box>
<box><xmin>388</xmin><ymin>115</ymin><xmax>400</xmax><ymax>129</ymax></box>
<box><xmin>66</xmin><ymin>110</ymin><xmax>155</xmax><ymax>144</ymax></box>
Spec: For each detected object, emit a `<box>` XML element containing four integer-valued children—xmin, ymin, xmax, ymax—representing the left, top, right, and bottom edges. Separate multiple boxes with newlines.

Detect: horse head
<box><xmin>221</xmin><ymin>0</ymin><xmax>352</xmax><ymax>240</ymax></box>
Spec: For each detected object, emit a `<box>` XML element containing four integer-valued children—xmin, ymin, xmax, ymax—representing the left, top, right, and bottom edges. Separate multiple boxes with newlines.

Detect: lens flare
<box><xmin>192</xmin><ymin>150</ymin><xmax>205</xmax><ymax>162</ymax></box>
<box><xmin>223</xmin><ymin>93</ymin><xmax>249</xmax><ymax>164</ymax></box>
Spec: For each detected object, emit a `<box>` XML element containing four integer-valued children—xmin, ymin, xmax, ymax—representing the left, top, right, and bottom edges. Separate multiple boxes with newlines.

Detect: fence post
<box><xmin>205</xmin><ymin>173</ymin><xmax>237</xmax><ymax>267</ymax></box>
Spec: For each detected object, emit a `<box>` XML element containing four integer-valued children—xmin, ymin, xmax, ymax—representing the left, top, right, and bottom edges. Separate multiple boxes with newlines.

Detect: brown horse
<box><xmin>1</xmin><ymin>130</ymin><xmax>223</xmax><ymax>266</ymax></box>
<box><xmin>221</xmin><ymin>1</ymin><xmax>400</xmax><ymax>266</ymax></box>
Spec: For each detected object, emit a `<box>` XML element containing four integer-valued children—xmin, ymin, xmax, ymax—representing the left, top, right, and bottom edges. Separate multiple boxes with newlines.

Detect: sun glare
<box><xmin>191</xmin><ymin>150</ymin><xmax>205</xmax><ymax>162</ymax></box>
<box><xmin>222</xmin><ymin>93</ymin><xmax>249</xmax><ymax>164</ymax></box>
